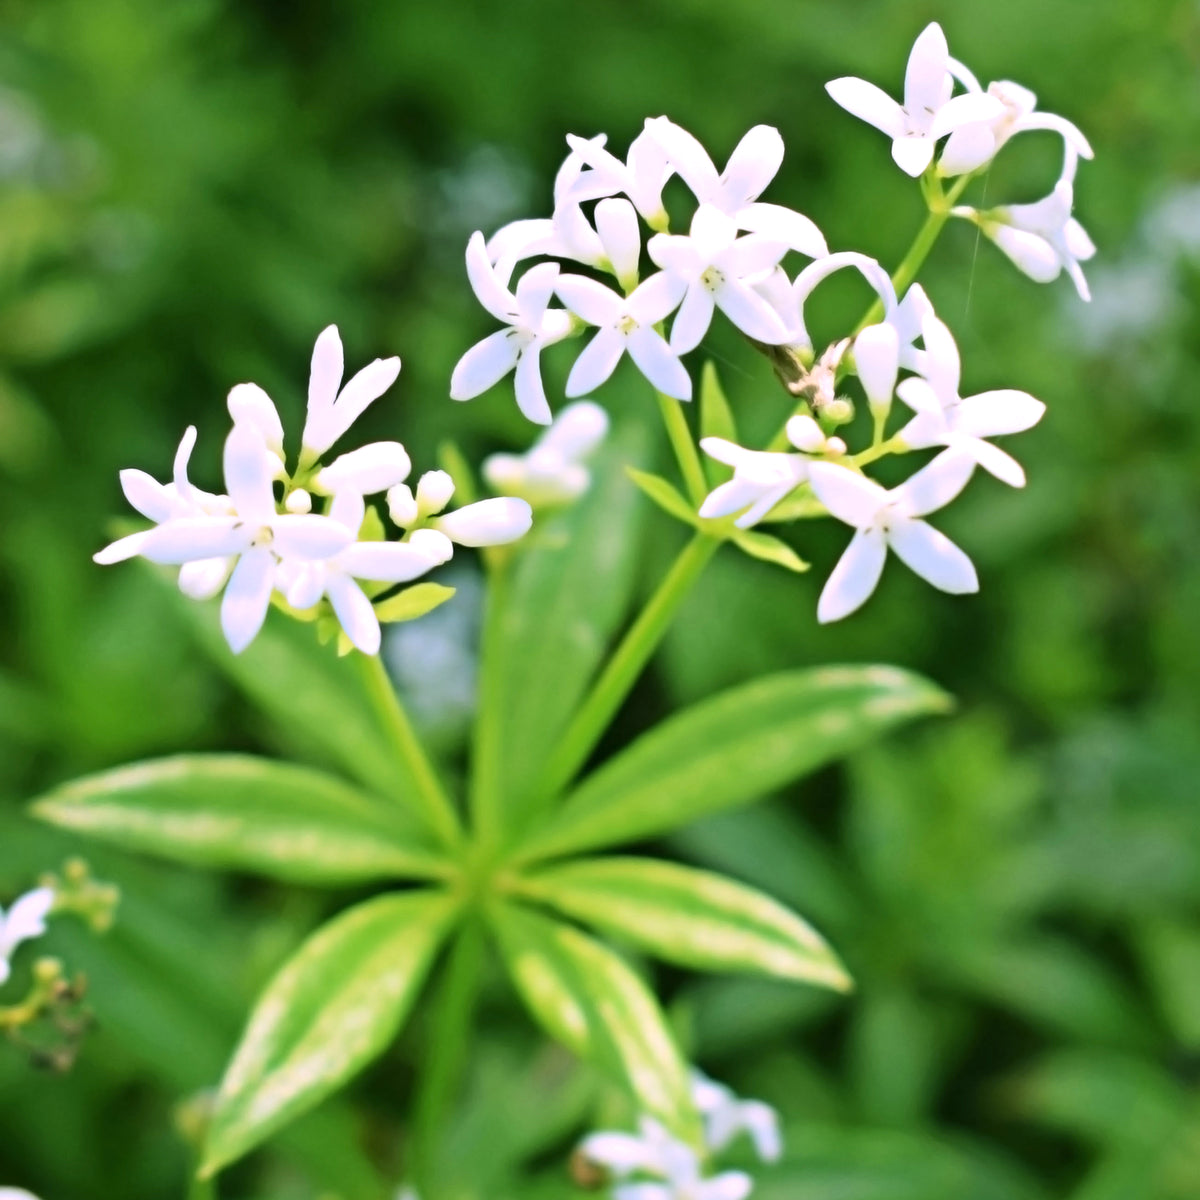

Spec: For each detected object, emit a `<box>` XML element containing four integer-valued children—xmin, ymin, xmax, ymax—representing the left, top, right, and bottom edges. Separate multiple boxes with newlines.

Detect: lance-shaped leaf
<box><xmin>520</xmin><ymin>666</ymin><xmax>950</xmax><ymax>861</ymax></box>
<box><xmin>519</xmin><ymin>857</ymin><xmax>850</xmax><ymax>991</ymax></box>
<box><xmin>33</xmin><ymin>755</ymin><xmax>450</xmax><ymax>885</ymax></box>
<box><xmin>627</xmin><ymin>467</ymin><xmax>702</xmax><ymax>528</ymax></box>
<box><xmin>201</xmin><ymin>890</ymin><xmax>458</xmax><ymax>1176</ymax></box>
<box><xmin>491</xmin><ymin>902</ymin><xmax>700</xmax><ymax>1143</ymax></box>
<box><xmin>730</xmin><ymin>529</ymin><xmax>810</xmax><ymax>572</ymax></box>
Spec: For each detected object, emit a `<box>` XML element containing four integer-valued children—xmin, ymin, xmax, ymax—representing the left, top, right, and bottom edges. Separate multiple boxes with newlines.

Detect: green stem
<box><xmin>531</xmin><ymin>531</ymin><xmax>719</xmax><ymax>804</ymax></box>
<box><xmin>469</xmin><ymin>558</ymin><xmax>509</xmax><ymax>853</ymax></box>
<box><xmin>358</xmin><ymin>652</ymin><xmax>462</xmax><ymax>849</ymax></box>
<box><xmin>410</xmin><ymin>920</ymin><xmax>486</xmax><ymax>1194</ymax></box>
<box><xmin>657</xmin><ymin>390</ymin><xmax>709</xmax><ymax>505</ymax></box>
<box><xmin>187</xmin><ymin>1171</ymin><xmax>215</xmax><ymax>1200</ymax></box>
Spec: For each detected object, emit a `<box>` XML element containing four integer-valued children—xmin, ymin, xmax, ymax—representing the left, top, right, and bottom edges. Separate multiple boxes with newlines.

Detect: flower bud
<box><xmin>285</xmin><ymin>488</ymin><xmax>312</xmax><ymax>514</ymax></box>
<box><xmin>316</xmin><ymin>441</ymin><xmax>411</xmax><ymax>496</ymax></box>
<box><xmin>823</xmin><ymin>398</ymin><xmax>855</xmax><ymax>426</ymax></box>
<box><xmin>433</xmin><ymin>498</ymin><xmax>533</xmax><ymax>547</ymax></box>
<box><xmin>387</xmin><ymin>484</ymin><xmax>419</xmax><ymax>528</ymax></box>
<box><xmin>416</xmin><ymin>470</ymin><xmax>456</xmax><ymax>516</ymax></box>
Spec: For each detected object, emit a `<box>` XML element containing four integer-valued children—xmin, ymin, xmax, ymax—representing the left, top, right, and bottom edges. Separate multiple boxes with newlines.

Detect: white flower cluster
<box><xmin>828</xmin><ymin>22</ymin><xmax>1096</xmax><ymax>298</ymax></box>
<box><xmin>580</xmin><ymin>1072</ymin><xmax>781</xmax><ymax>1200</ymax></box>
<box><xmin>450</xmin><ymin>118</ymin><xmax>828</xmax><ymax>422</ymax></box>
<box><xmin>0</xmin><ymin>886</ymin><xmax>54</xmax><ymax>988</ymax></box>
<box><xmin>95</xmin><ymin>327</ymin><xmax>533</xmax><ymax>656</ymax></box>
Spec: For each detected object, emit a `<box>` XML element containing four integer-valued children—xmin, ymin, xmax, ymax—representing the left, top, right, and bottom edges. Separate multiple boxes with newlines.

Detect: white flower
<box><xmin>895</xmin><ymin>315</ymin><xmax>1045</xmax><ymax>486</ymax></box>
<box><xmin>645</xmin><ymin>118</ymin><xmax>827</xmax><ymax>256</ymax></box>
<box><xmin>563</xmin><ymin>128</ymin><xmax>674</xmax><ymax>230</ymax></box>
<box><xmin>938</xmin><ymin>77</ymin><xmax>1094</xmax><ymax>178</ymax></box>
<box><xmin>450</xmin><ymin>232</ymin><xmax>574</xmax><ymax>425</ymax></box>
<box><xmin>825</xmin><ymin>22</ymin><xmax>1004</xmax><ymax>177</ymax></box>
<box><xmin>483</xmin><ymin>400</ymin><xmax>609</xmax><ymax>507</ymax></box>
<box><xmin>955</xmin><ymin>179</ymin><xmax>1096</xmax><ymax>301</ymax></box>
<box><xmin>809</xmin><ymin>451</ymin><xmax>979</xmax><ymax>622</ymax></box>
<box><xmin>314</xmin><ymin>441</ymin><xmax>413</xmax><ymax>496</ymax></box>
<box><xmin>556</xmin><ymin>272</ymin><xmax>691</xmax><ymax>400</ymax></box>
<box><xmin>280</xmin><ymin>491</ymin><xmax>452</xmax><ymax>656</ymax></box>
<box><xmin>391</xmin><ymin>469</ymin><xmax>534</xmax><ymax>549</ymax></box>
<box><xmin>699</xmin><ymin>415</ymin><xmax>837</xmax><ymax>528</ymax></box>
<box><xmin>0</xmin><ymin>886</ymin><xmax>54</xmax><ymax>987</ymax></box>
<box><xmin>648</xmin><ymin>205</ymin><xmax>791</xmax><ymax>353</ymax></box>
<box><xmin>302</xmin><ymin>325</ymin><xmax>402</xmax><ymax>456</ymax></box>
<box><xmin>691</xmin><ymin>1072</ymin><xmax>782</xmax><ymax>1164</ymax></box>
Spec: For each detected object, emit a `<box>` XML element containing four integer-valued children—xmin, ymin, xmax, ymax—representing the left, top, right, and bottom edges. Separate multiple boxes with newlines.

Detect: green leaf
<box><xmin>201</xmin><ymin>890</ymin><xmax>458</xmax><ymax>1177</ymax></box>
<box><xmin>490</xmin><ymin>901</ymin><xmax>699</xmax><ymax>1142</ymax></box>
<box><xmin>438</xmin><ymin>439</ymin><xmax>479</xmax><ymax>506</ymax></box>
<box><xmin>484</xmin><ymin>423</ymin><xmax>647</xmax><ymax>822</ymax></box>
<box><xmin>699</xmin><ymin>362</ymin><xmax>736</xmax><ymax>484</ymax></box>
<box><xmin>730</xmin><ymin>528</ymin><xmax>810</xmax><ymax>572</ymax></box>
<box><xmin>520</xmin><ymin>856</ymin><xmax>850</xmax><ymax>991</ymax></box>
<box><xmin>520</xmin><ymin>666</ymin><xmax>951</xmax><ymax>861</ymax></box>
<box><xmin>32</xmin><ymin>754</ymin><xmax>450</xmax><ymax>885</ymax></box>
<box><xmin>374</xmin><ymin>583</ymin><xmax>456</xmax><ymax>624</ymax></box>
<box><xmin>627</xmin><ymin>467</ymin><xmax>701</xmax><ymax>527</ymax></box>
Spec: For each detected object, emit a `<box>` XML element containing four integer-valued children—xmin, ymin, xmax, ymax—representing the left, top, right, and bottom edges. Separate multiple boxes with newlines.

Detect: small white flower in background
<box><xmin>825</xmin><ymin>22</ymin><xmax>1004</xmax><ymax>177</ymax></box>
<box><xmin>302</xmin><ymin>325</ymin><xmax>402</xmax><ymax>457</ymax></box>
<box><xmin>0</xmin><ymin>886</ymin><xmax>55</xmax><ymax>987</ymax></box>
<box><xmin>564</xmin><ymin>128</ymin><xmax>673</xmax><ymax>230</ymax></box>
<box><xmin>895</xmin><ymin>315</ymin><xmax>1045</xmax><ymax>486</ymax></box>
<box><xmin>700</xmin><ymin>415</ymin><xmax>841</xmax><ymax>529</ymax></box>
<box><xmin>483</xmin><ymin>400</ymin><xmax>609</xmax><ymax>507</ymax></box>
<box><xmin>645</xmin><ymin>118</ymin><xmax>827</xmax><ymax>257</ymax></box>
<box><xmin>648</xmin><ymin>205</ymin><xmax>792</xmax><ymax>353</ymax></box>
<box><xmin>809</xmin><ymin>450</ymin><xmax>978</xmax><ymax>623</ymax></box>
<box><xmin>556</xmin><ymin>272</ymin><xmax>691</xmax><ymax>400</ymax></box>
<box><xmin>954</xmin><ymin>178</ymin><xmax>1097</xmax><ymax>301</ymax></box>
<box><xmin>450</xmin><ymin>233</ymin><xmax>574</xmax><ymax>424</ymax></box>
<box><xmin>690</xmin><ymin>1072</ymin><xmax>782</xmax><ymax>1164</ymax></box>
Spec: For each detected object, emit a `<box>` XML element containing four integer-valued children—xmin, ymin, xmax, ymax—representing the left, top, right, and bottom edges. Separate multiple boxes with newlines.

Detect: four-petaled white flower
<box><xmin>809</xmin><ymin>451</ymin><xmax>979</xmax><ymax>622</ymax></box>
<box><xmin>700</xmin><ymin>416</ymin><xmax>837</xmax><ymax>528</ymax></box>
<box><xmin>302</xmin><ymin>325</ymin><xmax>402</xmax><ymax>456</ymax></box>
<box><xmin>0</xmin><ymin>887</ymin><xmax>55</xmax><ymax>987</ymax></box>
<box><xmin>896</xmin><ymin>314</ymin><xmax>1045</xmax><ymax>486</ymax></box>
<box><xmin>556</xmin><ymin>272</ymin><xmax>691</xmax><ymax>400</ymax></box>
<box><xmin>825</xmin><ymin>22</ymin><xmax>1004</xmax><ymax>177</ymax></box>
<box><xmin>649</xmin><ymin>205</ymin><xmax>791</xmax><ymax>353</ymax></box>
<box><xmin>483</xmin><ymin>400</ymin><xmax>610</xmax><ymax>507</ymax></box>
<box><xmin>955</xmin><ymin>179</ymin><xmax>1097</xmax><ymax>301</ymax></box>
<box><xmin>690</xmin><ymin>1072</ymin><xmax>782</xmax><ymax>1164</ymax></box>
<box><xmin>451</xmin><ymin>233</ymin><xmax>575</xmax><ymax>425</ymax></box>
<box><xmin>645</xmin><ymin>117</ymin><xmax>827</xmax><ymax>256</ymax></box>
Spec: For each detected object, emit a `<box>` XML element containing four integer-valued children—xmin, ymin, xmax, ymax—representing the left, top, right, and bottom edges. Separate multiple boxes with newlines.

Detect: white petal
<box><xmin>888</xmin><ymin>518</ymin><xmax>978</xmax><ymax>593</ymax></box>
<box><xmin>340</xmin><ymin>540</ymin><xmax>443</xmax><ymax>583</ymax></box>
<box><xmin>408</xmin><ymin>528</ymin><xmax>455</xmax><ymax>563</ymax></box>
<box><xmin>514</xmin><ymin>342</ymin><xmax>553</xmax><ymax>425</ymax></box>
<box><xmin>854</xmin><ymin>322</ymin><xmax>900</xmax><ymax>407</ymax></box>
<box><xmin>94</xmin><ymin>530</ymin><xmax>150</xmax><ymax>565</ymax></box>
<box><xmin>450</xmin><ymin>330</ymin><xmax>523</xmax><ymax>401</ymax></box>
<box><xmin>754</xmin><ymin>266</ymin><xmax>806</xmax><ymax>346</ymax></box>
<box><xmin>892</xmin><ymin>282</ymin><xmax>934</xmax><ymax>346</ymax></box>
<box><xmin>626</xmin><ymin>326</ymin><xmax>692</xmax><ymax>400</ymax></box>
<box><xmin>627</xmin><ymin>271</ymin><xmax>687</xmax><ymax>324</ymax></box>
<box><xmin>327</xmin><ymin>574</ymin><xmax>381</xmax><ymax>655</ymax></box>
<box><xmin>223</xmin><ymin>423</ymin><xmax>277</xmax><ymax>525</ymax></box>
<box><xmin>171</xmin><ymin>424</ymin><xmax>200</xmax><ymax>501</ymax></box>
<box><xmin>553</xmin><ymin>200</ymin><xmax>606</xmax><ymax>265</ymax></box>
<box><xmin>647</xmin><ymin>232</ymin><xmax>703</xmax><ymax>279</ymax></box>
<box><xmin>714</xmin><ymin>278</ymin><xmax>791</xmax><ymax>343</ymax></box>
<box><xmin>895</xmin><ymin>377</ymin><xmax>944</xmax><ymax>418</ymax></box>
<box><xmin>466</xmin><ymin>230</ymin><xmax>520</xmax><ymax>322</ymax></box>
<box><xmin>323</xmin><ymin>355</ymin><xmax>402</xmax><ymax>450</ymax></box>
<box><xmin>1064</xmin><ymin>218</ymin><xmax>1097</xmax><ymax>262</ymax></box>
<box><xmin>938</xmin><ymin>122</ymin><xmax>997</xmax><ymax>176</ymax></box>
<box><xmin>891</xmin><ymin>134</ymin><xmax>936</xmax><ymax>177</ymax></box>
<box><xmin>566</xmin><ymin>329</ymin><xmax>625</xmax><ymax>397</ymax></box>
<box><xmin>514</xmin><ymin>261</ymin><xmax>562</xmax><ymax>328</ymax></box>
<box><xmin>308</xmin><ymin>325</ymin><xmax>344</xmax><ymax>421</ymax></box>
<box><xmin>1064</xmin><ymin>256</ymin><xmax>1092</xmax><ymax>302</ymax></box>
<box><xmin>825</xmin><ymin>77</ymin><xmax>906</xmax><ymax>139</ymax></box>
<box><xmin>645</xmin><ymin>116</ymin><xmax>720</xmax><ymax>200</ymax></box>
<box><xmin>537</xmin><ymin>400</ymin><xmax>609</xmax><ymax>458</ymax></box>
<box><xmin>701</xmin><ymin>1172</ymin><xmax>754</xmax><ymax>1200</ymax></box>
<box><xmin>555</xmin><ymin>274</ymin><xmax>623</xmax><ymax>325</ymax></box>
<box><xmin>178</xmin><ymin>556</ymin><xmax>234</xmax><ymax>600</ymax></box>
<box><xmin>953</xmin><ymin>389</ymin><xmax>1045</xmax><ymax>437</ymax></box>
<box><xmin>929</xmin><ymin>92</ymin><xmax>1006</xmax><ymax>139</ymax></box>
<box><xmin>786</xmin><ymin>414</ymin><xmax>825</xmax><ymax>451</ymax></box>
<box><xmin>742</xmin><ymin>1100</ymin><xmax>783</xmax><ymax>1162</ymax></box>
<box><xmin>220</xmin><ymin>548</ymin><xmax>275</xmax><ymax>654</ymax></box>
<box><xmin>736</xmin><ymin>202</ymin><xmax>828</xmax><ymax>257</ymax></box>
<box><xmin>227</xmin><ymin>383</ymin><xmax>285</xmax><ymax>454</ymax></box>
<box><xmin>968</xmin><ymin>437</ymin><xmax>1027</xmax><ymax>487</ymax></box>
<box><xmin>720</xmin><ymin>124</ymin><xmax>783</xmax><ymax>206</ymax></box>
<box><xmin>2</xmin><ymin>887</ymin><xmax>54</xmax><ymax>946</ymax></box>
<box><xmin>793</xmin><ymin>251</ymin><xmax>898</xmax><ymax>316</ymax></box>
<box><xmin>119</xmin><ymin>469</ymin><xmax>174</xmax><ymax>523</ymax></box>
<box><xmin>579</xmin><ymin>1132</ymin><xmax>657</xmax><ymax>1175</ymax></box>
<box><xmin>699</xmin><ymin>477</ymin><xmax>764</xmax><ymax>520</ymax></box>
<box><xmin>698</xmin><ymin>436</ymin><xmax>750</xmax><ymax>468</ymax></box>
<box><xmin>719</xmin><ymin>233</ymin><xmax>789</xmax><ymax>279</ymax></box>
<box><xmin>904</xmin><ymin>22</ymin><xmax>950</xmax><ymax>117</ymax></box>
<box><xmin>271</xmin><ymin>514</ymin><xmax>355</xmax><ymax>559</ymax></box>
<box><xmin>595</xmin><ymin>198</ymin><xmax>642</xmax><ymax>287</ymax></box>
<box><xmin>892</xmin><ymin>449</ymin><xmax>975</xmax><ymax>517</ymax></box>
<box><xmin>329</xmin><ymin>488</ymin><xmax>366</xmax><ymax>533</ymax></box>
<box><xmin>613</xmin><ymin>1186</ymin><xmax>672</xmax><ymax>1200</ymax></box>
<box><xmin>435</xmin><ymin>497</ymin><xmax>533</xmax><ymax>546</ymax></box>
<box><xmin>920</xmin><ymin>314</ymin><xmax>962</xmax><ymax>400</ymax></box>
<box><xmin>669</xmin><ymin>285</ymin><xmax>716</xmax><ymax>354</ymax></box>
<box><xmin>818</xmin><ymin>527</ymin><xmax>888</xmax><ymax>622</ymax></box>
<box><xmin>808</xmin><ymin>461</ymin><xmax>887</xmax><ymax>527</ymax></box>
<box><xmin>896</xmin><ymin>409</ymin><xmax>947</xmax><ymax>450</ymax></box>
<box><xmin>139</xmin><ymin>517</ymin><xmax>245</xmax><ymax>564</ymax></box>
<box><xmin>486</xmin><ymin>218</ymin><xmax>557</xmax><ymax>271</ymax></box>
<box><xmin>988</xmin><ymin>226</ymin><xmax>1062</xmax><ymax>283</ymax></box>
<box><xmin>317</xmin><ymin>442</ymin><xmax>412</xmax><ymax>495</ymax></box>
<box><xmin>285</xmin><ymin>561</ymin><xmax>327</xmax><ymax>610</ymax></box>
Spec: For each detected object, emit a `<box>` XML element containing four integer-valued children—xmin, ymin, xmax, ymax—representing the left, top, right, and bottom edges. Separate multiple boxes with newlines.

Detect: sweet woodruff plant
<box><xmin>6</xmin><ymin>21</ymin><xmax>1093</xmax><ymax>1200</ymax></box>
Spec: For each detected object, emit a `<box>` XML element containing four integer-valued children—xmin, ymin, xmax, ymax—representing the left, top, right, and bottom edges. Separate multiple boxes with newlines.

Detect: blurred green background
<box><xmin>2</xmin><ymin>0</ymin><xmax>1198</xmax><ymax>1196</ymax></box>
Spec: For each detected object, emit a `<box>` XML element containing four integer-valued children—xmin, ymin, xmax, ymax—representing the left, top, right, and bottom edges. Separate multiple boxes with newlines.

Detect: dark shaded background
<box><xmin>1</xmin><ymin>0</ymin><xmax>1199</xmax><ymax>1197</ymax></box>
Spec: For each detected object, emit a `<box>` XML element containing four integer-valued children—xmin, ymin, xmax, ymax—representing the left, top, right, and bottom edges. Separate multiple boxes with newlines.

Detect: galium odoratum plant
<box><xmin>30</xmin><ymin>20</ymin><xmax>1093</xmax><ymax>1198</ymax></box>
